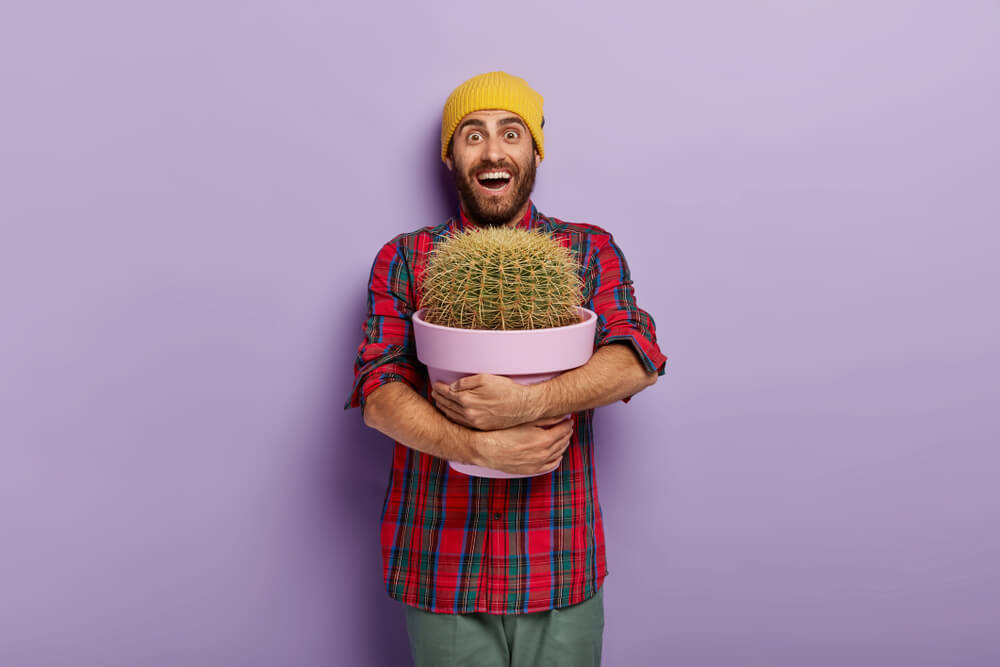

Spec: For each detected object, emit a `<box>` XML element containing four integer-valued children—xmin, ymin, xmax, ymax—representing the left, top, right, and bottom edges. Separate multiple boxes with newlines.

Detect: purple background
<box><xmin>2</xmin><ymin>2</ymin><xmax>998</xmax><ymax>666</ymax></box>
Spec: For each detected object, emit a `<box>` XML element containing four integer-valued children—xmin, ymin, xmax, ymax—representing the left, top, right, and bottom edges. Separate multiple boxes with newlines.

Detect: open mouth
<box><xmin>475</xmin><ymin>170</ymin><xmax>512</xmax><ymax>192</ymax></box>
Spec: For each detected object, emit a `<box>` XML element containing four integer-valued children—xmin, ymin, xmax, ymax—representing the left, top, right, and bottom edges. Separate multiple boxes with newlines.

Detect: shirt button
<box><xmin>492</xmin><ymin>512</ymin><xmax>502</xmax><ymax>520</ymax></box>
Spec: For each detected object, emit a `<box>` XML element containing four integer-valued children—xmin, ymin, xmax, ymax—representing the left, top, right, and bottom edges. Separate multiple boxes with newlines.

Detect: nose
<box><xmin>483</xmin><ymin>133</ymin><xmax>506</xmax><ymax>163</ymax></box>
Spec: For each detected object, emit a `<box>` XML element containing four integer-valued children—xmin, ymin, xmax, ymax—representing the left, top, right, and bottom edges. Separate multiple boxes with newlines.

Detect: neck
<box><xmin>460</xmin><ymin>200</ymin><xmax>532</xmax><ymax>228</ymax></box>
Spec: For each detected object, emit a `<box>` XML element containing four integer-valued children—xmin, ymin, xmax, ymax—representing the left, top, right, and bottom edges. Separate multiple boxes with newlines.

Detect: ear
<box><xmin>444</xmin><ymin>155</ymin><xmax>454</xmax><ymax>171</ymax></box>
<box><xmin>534</xmin><ymin>150</ymin><xmax>541</xmax><ymax>168</ymax></box>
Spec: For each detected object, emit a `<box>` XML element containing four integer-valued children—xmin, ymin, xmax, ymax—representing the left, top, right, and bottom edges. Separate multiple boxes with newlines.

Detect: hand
<box><xmin>473</xmin><ymin>415</ymin><xmax>574</xmax><ymax>475</ymax></box>
<box><xmin>432</xmin><ymin>374</ymin><xmax>541</xmax><ymax>431</ymax></box>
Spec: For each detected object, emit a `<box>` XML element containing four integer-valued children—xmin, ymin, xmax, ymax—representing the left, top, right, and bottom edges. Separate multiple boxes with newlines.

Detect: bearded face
<box><xmin>451</xmin><ymin>150</ymin><xmax>536</xmax><ymax>227</ymax></box>
<box><xmin>446</xmin><ymin>110</ymin><xmax>540</xmax><ymax>227</ymax></box>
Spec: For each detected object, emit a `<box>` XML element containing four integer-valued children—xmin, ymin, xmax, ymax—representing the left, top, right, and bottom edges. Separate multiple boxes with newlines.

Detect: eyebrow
<box><xmin>456</xmin><ymin>116</ymin><xmax>526</xmax><ymax>134</ymax></box>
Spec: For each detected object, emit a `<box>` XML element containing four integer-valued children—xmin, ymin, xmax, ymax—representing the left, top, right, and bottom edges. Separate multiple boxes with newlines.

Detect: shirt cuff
<box><xmin>345</xmin><ymin>361</ymin><xmax>427</xmax><ymax>411</ymax></box>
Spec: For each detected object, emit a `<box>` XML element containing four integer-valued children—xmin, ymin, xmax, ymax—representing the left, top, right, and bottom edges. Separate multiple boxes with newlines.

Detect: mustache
<box><xmin>468</xmin><ymin>160</ymin><xmax>519</xmax><ymax>175</ymax></box>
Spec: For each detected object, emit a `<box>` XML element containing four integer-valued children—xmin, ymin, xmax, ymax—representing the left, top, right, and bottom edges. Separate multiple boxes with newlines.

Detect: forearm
<box><xmin>362</xmin><ymin>381</ymin><xmax>480</xmax><ymax>464</ymax></box>
<box><xmin>527</xmin><ymin>343</ymin><xmax>657</xmax><ymax>420</ymax></box>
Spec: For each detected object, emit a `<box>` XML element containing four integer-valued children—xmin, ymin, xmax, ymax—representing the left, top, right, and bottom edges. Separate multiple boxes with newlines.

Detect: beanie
<box><xmin>440</xmin><ymin>71</ymin><xmax>544</xmax><ymax>163</ymax></box>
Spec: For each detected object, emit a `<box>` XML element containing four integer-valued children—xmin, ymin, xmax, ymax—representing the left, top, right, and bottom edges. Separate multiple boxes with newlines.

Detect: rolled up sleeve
<box><xmin>345</xmin><ymin>240</ymin><xmax>427</xmax><ymax>411</ymax></box>
<box><xmin>587</xmin><ymin>233</ymin><xmax>667</xmax><ymax>391</ymax></box>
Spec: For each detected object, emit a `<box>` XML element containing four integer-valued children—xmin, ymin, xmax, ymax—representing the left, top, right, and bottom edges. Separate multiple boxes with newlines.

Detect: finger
<box><xmin>542</xmin><ymin>453</ymin><xmax>565</xmax><ymax>473</ymax></box>
<box><xmin>434</xmin><ymin>400</ymin><xmax>462</xmax><ymax>424</ymax></box>
<box><xmin>539</xmin><ymin>426</ymin><xmax>572</xmax><ymax>454</ymax></box>
<box><xmin>435</xmin><ymin>400</ymin><xmax>473</xmax><ymax>428</ymax></box>
<box><xmin>434</xmin><ymin>385</ymin><xmax>476</xmax><ymax>411</ymax></box>
<box><xmin>549</xmin><ymin>430</ymin><xmax>573</xmax><ymax>456</ymax></box>
<box><xmin>451</xmin><ymin>374</ymin><xmax>485</xmax><ymax>392</ymax></box>
<box><xmin>541</xmin><ymin>437</ymin><xmax>566</xmax><ymax>461</ymax></box>
<box><xmin>531</xmin><ymin>414</ymin><xmax>572</xmax><ymax>428</ymax></box>
<box><xmin>432</xmin><ymin>383</ymin><xmax>466</xmax><ymax>407</ymax></box>
<box><xmin>551</xmin><ymin>415</ymin><xmax>573</xmax><ymax>429</ymax></box>
<box><xmin>431</xmin><ymin>387</ymin><xmax>466</xmax><ymax>414</ymax></box>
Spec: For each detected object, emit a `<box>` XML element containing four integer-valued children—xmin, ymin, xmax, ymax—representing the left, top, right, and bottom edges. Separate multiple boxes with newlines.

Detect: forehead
<box><xmin>457</xmin><ymin>109</ymin><xmax>526</xmax><ymax>128</ymax></box>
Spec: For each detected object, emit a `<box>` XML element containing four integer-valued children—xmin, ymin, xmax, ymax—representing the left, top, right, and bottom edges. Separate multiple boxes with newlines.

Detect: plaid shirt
<box><xmin>346</xmin><ymin>201</ymin><xmax>667</xmax><ymax>614</ymax></box>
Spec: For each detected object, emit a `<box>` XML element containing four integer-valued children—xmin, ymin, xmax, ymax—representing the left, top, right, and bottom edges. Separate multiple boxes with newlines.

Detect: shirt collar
<box><xmin>453</xmin><ymin>200</ymin><xmax>544</xmax><ymax>232</ymax></box>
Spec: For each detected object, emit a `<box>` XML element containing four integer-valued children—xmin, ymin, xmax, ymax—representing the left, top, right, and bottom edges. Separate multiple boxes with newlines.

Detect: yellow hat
<box><xmin>440</xmin><ymin>71</ymin><xmax>545</xmax><ymax>163</ymax></box>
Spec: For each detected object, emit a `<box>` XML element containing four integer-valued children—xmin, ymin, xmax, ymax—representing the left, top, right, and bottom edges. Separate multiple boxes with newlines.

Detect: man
<box><xmin>346</xmin><ymin>71</ymin><xmax>667</xmax><ymax>666</ymax></box>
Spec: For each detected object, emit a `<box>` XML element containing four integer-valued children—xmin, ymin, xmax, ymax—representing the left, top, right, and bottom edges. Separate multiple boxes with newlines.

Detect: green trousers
<box><xmin>404</xmin><ymin>587</ymin><xmax>604</xmax><ymax>667</ymax></box>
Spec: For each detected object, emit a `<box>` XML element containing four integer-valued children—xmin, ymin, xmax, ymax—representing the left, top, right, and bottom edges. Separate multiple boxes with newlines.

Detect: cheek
<box><xmin>515</xmin><ymin>146</ymin><xmax>535</xmax><ymax>170</ymax></box>
<box><xmin>453</xmin><ymin>143</ymin><xmax>482</xmax><ymax>166</ymax></box>
<box><xmin>455</xmin><ymin>156</ymin><xmax>477</xmax><ymax>179</ymax></box>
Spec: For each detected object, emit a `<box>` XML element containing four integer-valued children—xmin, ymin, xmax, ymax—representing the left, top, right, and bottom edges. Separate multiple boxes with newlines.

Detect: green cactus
<box><xmin>420</xmin><ymin>227</ymin><xmax>583</xmax><ymax>330</ymax></box>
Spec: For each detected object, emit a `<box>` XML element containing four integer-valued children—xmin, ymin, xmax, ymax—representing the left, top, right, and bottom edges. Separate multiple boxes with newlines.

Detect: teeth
<box><xmin>478</xmin><ymin>171</ymin><xmax>511</xmax><ymax>180</ymax></box>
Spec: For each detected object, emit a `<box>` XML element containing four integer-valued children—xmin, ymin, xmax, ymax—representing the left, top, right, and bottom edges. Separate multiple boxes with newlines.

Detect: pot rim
<box><xmin>412</xmin><ymin>306</ymin><xmax>596</xmax><ymax>333</ymax></box>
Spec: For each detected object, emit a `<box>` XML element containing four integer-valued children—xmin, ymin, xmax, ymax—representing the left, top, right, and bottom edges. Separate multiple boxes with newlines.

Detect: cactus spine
<box><xmin>420</xmin><ymin>227</ymin><xmax>583</xmax><ymax>330</ymax></box>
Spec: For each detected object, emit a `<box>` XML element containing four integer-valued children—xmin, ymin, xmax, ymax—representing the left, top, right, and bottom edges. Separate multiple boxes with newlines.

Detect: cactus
<box><xmin>420</xmin><ymin>227</ymin><xmax>583</xmax><ymax>330</ymax></box>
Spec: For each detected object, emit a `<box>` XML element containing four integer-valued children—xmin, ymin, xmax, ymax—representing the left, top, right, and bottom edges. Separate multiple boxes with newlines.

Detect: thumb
<box><xmin>531</xmin><ymin>414</ymin><xmax>572</xmax><ymax>428</ymax></box>
<box><xmin>451</xmin><ymin>374</ymin><xmax>485</xmax><ymax>392</ymax></box>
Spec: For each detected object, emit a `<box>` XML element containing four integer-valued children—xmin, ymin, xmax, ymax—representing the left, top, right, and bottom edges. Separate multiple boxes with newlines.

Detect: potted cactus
<box><xmin>412</xmin><ymin>227</ymin><xmax>597</xmax><ymax>478</ymax></box>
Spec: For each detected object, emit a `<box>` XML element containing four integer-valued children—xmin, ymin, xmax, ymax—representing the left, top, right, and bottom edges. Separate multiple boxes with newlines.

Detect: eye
<box><xmin>504</xmin><ymin>130</ymin><xmax>519</xmax><ymax>140</ymax></box>
<box><xmin>467</xmin><ymin>131</ymin><xmax>483</xmax><ymax>142</ymax></box>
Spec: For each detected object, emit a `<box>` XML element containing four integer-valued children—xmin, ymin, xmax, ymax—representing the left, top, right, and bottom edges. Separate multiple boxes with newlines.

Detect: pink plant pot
<box><xmin>412</xmin><ymin>306</ymin><xmax>597</xmax><ymax>479</ymax></box>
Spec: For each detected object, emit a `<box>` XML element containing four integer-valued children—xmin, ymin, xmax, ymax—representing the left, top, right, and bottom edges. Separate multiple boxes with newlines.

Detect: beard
<box><xmin>452</xmin><ymin>154</ymin><xmax>536</xmax><ymax>227</ymax></box>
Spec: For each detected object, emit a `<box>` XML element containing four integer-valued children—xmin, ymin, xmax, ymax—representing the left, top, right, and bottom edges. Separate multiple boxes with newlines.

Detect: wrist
<box><xmin>524</xmin><ymin>380</ymin><xmax>552</xmax><ymax>420</ymax></box>
<box><xmin>465</xmin><ymin>430</ymin><xmax>493</xmax><ymax>468</ymax></box>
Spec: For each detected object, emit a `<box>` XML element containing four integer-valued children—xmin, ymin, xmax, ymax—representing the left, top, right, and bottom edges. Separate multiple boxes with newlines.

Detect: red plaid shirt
<box><xmin>346</xmin><ymin>202</ymin><xmax>667</xmax><ymax>614</ymax></box>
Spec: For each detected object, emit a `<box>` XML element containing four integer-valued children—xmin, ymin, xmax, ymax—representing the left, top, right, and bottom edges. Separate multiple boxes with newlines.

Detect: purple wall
<box><xmin>2</xmin><ymin>2</ymin><xmax>998</xmax><ymax>665</ymax></box>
